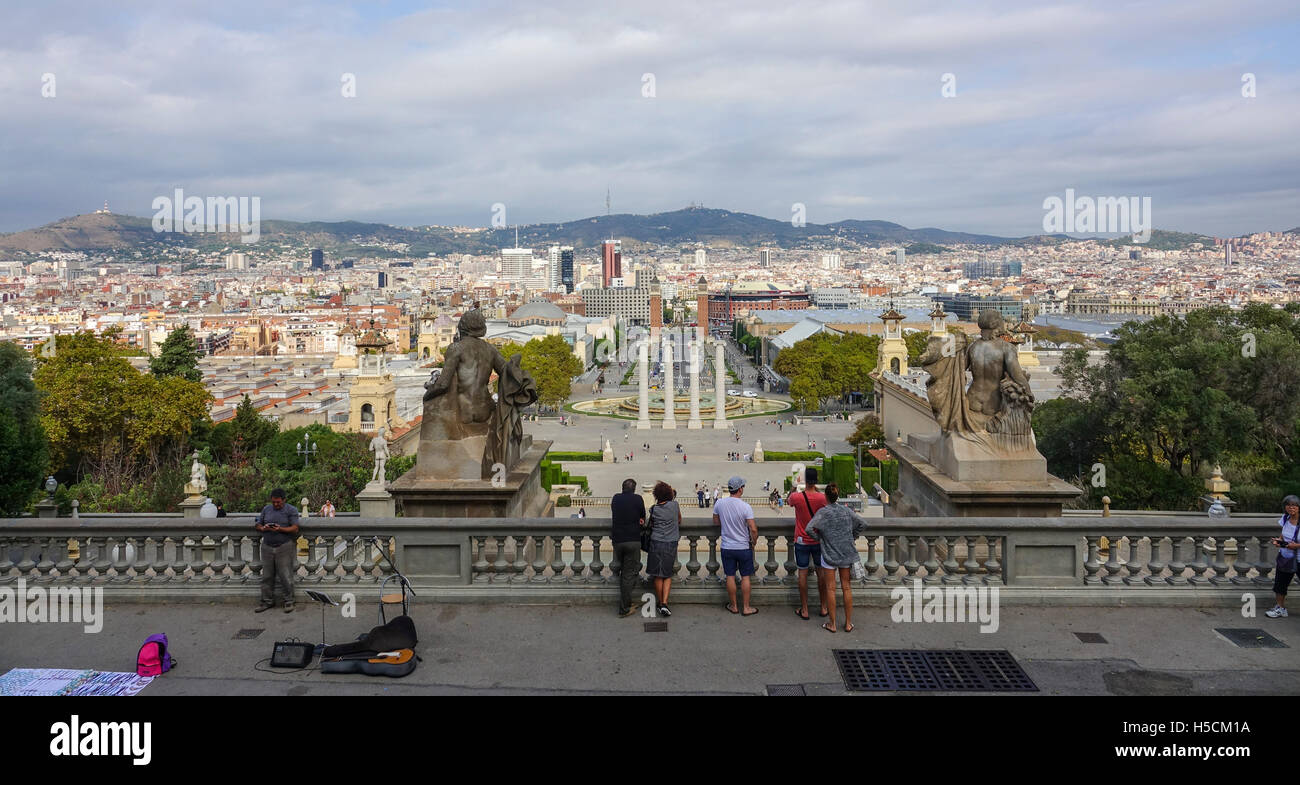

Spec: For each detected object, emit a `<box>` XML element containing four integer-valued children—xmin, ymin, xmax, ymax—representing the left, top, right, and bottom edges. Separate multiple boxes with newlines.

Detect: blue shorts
<box><xmin>721</xmin><ymin>548</ymin><xmax>756</xmax><ymax>577</ymax></box>
<box><xmin>793</xmin><ymin>543</ymin><xmax>822</xmax><ymax>570</ymax></box>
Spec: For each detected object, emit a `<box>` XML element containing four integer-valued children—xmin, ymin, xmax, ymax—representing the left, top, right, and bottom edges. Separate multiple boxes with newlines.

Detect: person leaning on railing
<box><xmin>805</xmin><ymin>483</ymin><xmax>867</xmax><ymax>634</ymax></box>
<box><xmin>1266</xmin><ymin>494</ymin><xmax>1300</xmax><ymax>619</ymax></box>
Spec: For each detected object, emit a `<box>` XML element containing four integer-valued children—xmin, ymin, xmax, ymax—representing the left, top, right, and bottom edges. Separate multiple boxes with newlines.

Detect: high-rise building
<box><xmin>560</xmin><ymin>247</ymin><xmax>575</xmax><ymax>293</ymax></box>
<box><xmin>501</xmin><ymin>247</ymin><xmax>533</xmax><ymax>280</ymax></box>
<box><xmin>547</xmin><ymin>246</ymin><xmax>562</xmax><ymax>290</ymax></box>
<box><xmin>310</xmin><ymin>249</ymin><xmax>324</xmax><ymax>269</ymax></box>
<box><xmin>896</xmin><ymin>248</ymin><xmax>905</xmax><ymax>265</ymax></box>
<box><xmin>695</xmin><ymin>249</ymin><xmax>707</xmax><ymax>266</ymax></box>
<box><xmin>759</xmin><ymin>249</ymin><xmax>771</xmax><ymax>267</ymax></box>
<box><xmin>962</xmin><ymin>259</ymin><xmax>1022</xmax><ymax>279</ymax></box>
<box><xmin>224</xmin><ymin>252</ymin><xmax>248</xmax><ymax>271</ymax></box>
<box><xmin>601</xmin><ymin>240</ymin><xmax>622</xmax><ymax>287</ymax></box>
<box><xmin>1225</xmin><ymin>243</ymin><xmax>1233</xmax><ymax>266</ymax></box>
<box><xmin>820</xmin><ymin>253</ymin><xmax>841</xmax><ymax>270</ymax></box>
<box><xmin>377</xmin><ymin>271</ymin><xmax>389</xmax><ymax>289</ymax></box>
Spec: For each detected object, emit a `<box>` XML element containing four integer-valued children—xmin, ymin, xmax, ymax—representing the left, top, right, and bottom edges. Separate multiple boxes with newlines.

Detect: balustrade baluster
<box><xmin>549</xmin><ymin>536</ymin><xmax>565</xmax><ymax>582</ymax></box>
<box><xmin>247</xmin><ymin>536</ymin><xmax>263</xmax><ymax>585</ymax></box>
<box><xmin>472</xmin><ymin>536</ymin><xmax>490</xmax><ymax>583</ymax></box>
<box><xmin>1166</xmin><ymin>535</ymin><xmax>1188</xmax><ymax>586</ymax></box>
<box><xmin>983</xmin><ymin>536</ymin><xmax>1002</xmax><ymax>585</ymax></box>
<box><xmin>72</xmin><ymin>538</ymin><xmax>93</xmax><ymax>583</ymax></box>
<box><xmin>107</xmin><ymin>537</ymin><xmax>130</xmax><ymax>583</ymax></box>
<box><xmin>763</xmin><ymin>535</ymin><xmax>779</xmax><ymax>583</ymax></box>
<box><xmin>510</xmin><ymin>535</ymin><xmax>529</xmax><ymax>583</ymax></box>
<box><xmin>686</xmin><ymin>536</ymin><xmax>702</xmax><ymax>582</ymax></box>
<box><xmin>883</xmin><ymin>536</ymin><xmax>901</xmax><ymax>584</ymax></box>
<box><xmin>588</xmin><ymin>536</ymin><xmax>605</xmax><ymax>583</ymax></box>
<box><xmin>941</xmin><ymin>536</ymin><xmax>960</xmax><ymax>585</ymax></box>
<box><xmin>704</xmin><ymin>536</ymin><xmax>721</xmax><ymax>583</ymax></box>
<box><xmin>1229</xmin><ymin>536</ymin><xmax>1253</xmax><ymax>584</ymax></box>
<box><xmin>903</xmin><ymin>536</ymin><xmax>921</xmax><ymax>582</ymax></box>
<box><xmin>55</xmin><ymin>538</ymin><xmax>74</xmax><ymax>581</ymax></box>
<box><xmin>1124</xmin><ymin>535</ymin><xmax>1144</xmax><ymax>585</ymax></box>
<box><xmin>304</xmin><ymin>536</ymin><xmax>322</xmax><ymax>584</ymax></box>
<box><xmin>1101</xmin><ymin>535</ymin><xmax>1123</xmax><ymax>585</ymax></box>
<box><xmin>922</xmin><ymin>536</ymin><xmax>940</xmax><ymax>585</ymax></box>
<box><xmin>531</xmin><ymin>536</ymin><xmax>549</xmax><ymax>583</ymax></box>
<box><xmin>15</xmin><ymin>541</ymin><xmax>36</xmax><ymax>579</ymax></box>
<box><xmin>1210</xmin><ymin>538</ymin><xmax>1229</xmax><ymax>584</ymax></box>
<box><xmin>1253</xmin><ymin>536</ymin><xmax>1274</xmax><ymax>586</ymax></box>
<box><xmin>1187</xmin><ymin>536</ymin><xmax>1210</xmax><ymax>585</ymax></box>
<box><xmin>91</xmin><ymin>537</ymin><xmax>113</xmax><ymax>583</ymax></box>
<box><xmin>570</xmin><ymin>536</ymin><xmax>587</xmax><ymax>582</ymax></box>
<box><xmin>185</xmin><ymin>536</ymin><xmax>206</xmax><ymax>583</ymax></box>
<box><xmin>127</xmin><ymin>537</ymin><xmax>148</xmax><ymax>583</ymax></box>
<box><xmin>322</xmin><ymin>536</ymin><xmax>341</xmax><ymax>583</ymax></box>
<box><xmin>863</xmin><ymin>535</ymin><xmax>880</xmax><ymax>583</ymax></box>
<box><xmin>341</xmin><ymin>537</ymin><xmax>359</xmax><ymax>583</ymax></box>
<box><xmin>0</xmin><ymin>537</ymin><xmax>14</xmax><ymax>583</ymax></box>
<box><xmin>228</xmin><ymin>536</ymin><xmax>247</xmax><ymax>583</ymax></box>
<box><xmin>1144</xmin><ymin>536</ymin><xmax>1167</xmax><ymax>585</ymax></box>
<box><xmin>962</xmin><ymin>535</ymin><xmax>981</xmax><ymax>585</ymax></box>
<box><xmin>1083</xmin><ymin>536</ymin><xmax>1102</xmax><ymax>584</ymax></box>
<box><xmin>782</xmin><ymin>536</ymin><xmax>797</xmax><ymax>584</ymax></box>
<box><xmin>490</xmin><ymin>535</ymin><xmax>508</xmax><ymax>582</ymax></box>
<box><xmin>35</xmin><ymin>538</ymin><xmax>57</xmax><ymax>583</ymax></box>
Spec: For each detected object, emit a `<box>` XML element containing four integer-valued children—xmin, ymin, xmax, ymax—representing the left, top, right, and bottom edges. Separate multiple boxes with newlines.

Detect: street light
<box><xmin>296</xmin><ymin>440</ymin><xmax>318</xmax><ymax>468</ymax></box>
<box><xmin>44</xmin><ymin>475</ymin><xmax>57</xmax><ymax>501</ymax></box>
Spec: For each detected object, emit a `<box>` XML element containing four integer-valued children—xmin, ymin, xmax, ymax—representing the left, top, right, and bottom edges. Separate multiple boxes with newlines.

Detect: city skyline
<box><xmin>2</xmin><ymin>1</ymin><xmax>1297</xmax><ymax>237</ymax></box>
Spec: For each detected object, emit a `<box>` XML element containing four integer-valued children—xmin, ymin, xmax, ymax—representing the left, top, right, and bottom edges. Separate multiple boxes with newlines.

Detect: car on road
<box><xmin>743</xmin><ymin>391</ymin><xmax>758</xmax><ymax>398</ymax></box>
<box><xmin>727</xmin><ymin>389</ymin><xmax>741</xmax><ymax>395</ymax></box>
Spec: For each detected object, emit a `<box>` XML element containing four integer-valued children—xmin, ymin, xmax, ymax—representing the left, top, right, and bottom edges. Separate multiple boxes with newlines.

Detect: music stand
<box><xmin>371</xmin><ymin>536</ymin><xmax>416</xmax><ymax>623</ymax></box>
<box><xmin>305</xmin><ymin>590</ymin><xmax>338</xmax><ymax>654</ymax></box>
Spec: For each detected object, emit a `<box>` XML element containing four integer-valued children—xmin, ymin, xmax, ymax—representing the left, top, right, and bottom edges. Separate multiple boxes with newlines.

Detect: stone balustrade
<box><xmin>0</xmin><ymin>516</ymin><xmax>1282</xmax><ymax>605</ymax></box>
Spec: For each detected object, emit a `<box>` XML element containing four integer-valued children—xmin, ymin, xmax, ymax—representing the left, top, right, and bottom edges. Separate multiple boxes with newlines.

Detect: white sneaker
<box><xmin>1265</xmin><ymin>606</ymin><xmax>1288</xmax><ymax>618</ymax></box>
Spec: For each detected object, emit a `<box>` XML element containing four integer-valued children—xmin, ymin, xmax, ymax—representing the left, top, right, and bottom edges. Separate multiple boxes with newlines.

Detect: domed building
<box><xmin>506</xmin><ymin>299</ymin><xmax>567</xmax><ymax>328</ymax></box>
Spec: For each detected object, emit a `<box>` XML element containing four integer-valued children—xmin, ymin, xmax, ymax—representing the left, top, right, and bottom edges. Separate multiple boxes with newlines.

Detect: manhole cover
<box><xmin>1215</xmin><ymin>628</ymin><xmax>1288</xmax><ymax>649</ymax></box>
<box><xmin>766</xmin><ymin>684</ymin><xmax>807</xmax><ymax>696</ymax></box>
<box><xmin>1074</xmin><ymin>632</ymin><xmax>1108</xmax><ymax>644</ymax></box>
<box><xmin>234</xmin><ymin>628</ymin><xmax>265</xmax><ymax>639</ymax></box>
<box><xmin>643</xmin><ymin>621</ymin><xmax>668</xmax><ymax>632</ymax></box>
<box><xmin>833</xmin><ymin>650</ymin><xmax>1037</xmax><ymax>692</ymax></box>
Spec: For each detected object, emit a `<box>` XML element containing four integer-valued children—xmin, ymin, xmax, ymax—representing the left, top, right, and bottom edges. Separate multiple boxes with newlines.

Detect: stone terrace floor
<box><xmin>3</xmin><ymin>601</ymin><xmax>1297</xmax><ymax>695</ymax></box>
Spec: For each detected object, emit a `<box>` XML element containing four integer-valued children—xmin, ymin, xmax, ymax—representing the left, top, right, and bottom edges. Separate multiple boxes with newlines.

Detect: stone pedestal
<box><xmin>889</xmin><ymin>434</ymin><xmax>1081</xmax><ymax>517</ymax></box>
<box><xmin>180</xmin><ymin>495</ymin><xmax>206</xmax><ymax>519</ymax></box>
<box><xmin>390</xmin><ymin>439</ymin><xmax>553</xmax><ymax>519</ymax></box>
<box><xmin>636</xmin><ymin>342</ymin><xmax>651</xmax><ymax>430</ymax></box>
<box><xmin>687</xmin><ymin>341</ymin><xmax>702</xmax><ymax>429</ymax></box>
<box><xmin>357</xmin><ymin>484</ymin><xmax>396</xmax><ymax>518</ymax></box>
<box><xmin>36</xmin><ymin>499</ymin><xmax>58</xmax><ymax>519</ymax></box>
<box><xmin>662</xmin><ymin>341</ymin><xmax>677</xmax><ymax>429</ymax></box>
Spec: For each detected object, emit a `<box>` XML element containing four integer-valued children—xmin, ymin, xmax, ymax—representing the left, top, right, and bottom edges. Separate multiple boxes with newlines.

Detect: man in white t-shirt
<box><xmin>713</xmin><ymin>476</ymin><xmax>759</xmax><ymax>616</ymax></box>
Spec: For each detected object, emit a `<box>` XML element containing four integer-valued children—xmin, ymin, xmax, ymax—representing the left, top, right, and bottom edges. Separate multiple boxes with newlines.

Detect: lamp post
<box><xmin>296</xmin><ymin>440</ymin><xmax>318</xmax><ymax>468</ymax></box>
<box><xmin>44</xmin><ymin>475</ymin><xmax>57</xmax><ymax>501</ymax></box>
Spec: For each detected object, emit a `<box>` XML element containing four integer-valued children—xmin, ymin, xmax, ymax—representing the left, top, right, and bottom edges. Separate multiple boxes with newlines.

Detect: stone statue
<box><xmin>483</xmin><ymin>352</ymin><xmax>538</xmax><ymax>476</ymax></box>
<box><xmin>414</xmin><ymin>309</ymin><xmax>537</xmax><ymax>480</ymax></box>
<box><xmin>369</xmin><ymin>426</ymin><xmax>390</xmax><ymax>484</ymax></box>
<box><xmin>188</xmin><ymin>451</ymin><xmax>208</xmax><ymax>495</ymax></box>
<box><xmin>918</xmin><ymin>309</ymin><xmax>1035</xmax><ymax>449</ymax></box>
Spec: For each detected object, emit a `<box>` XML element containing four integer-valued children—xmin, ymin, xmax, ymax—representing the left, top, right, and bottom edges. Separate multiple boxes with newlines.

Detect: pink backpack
<box><xmin>136</xmin><ymin>633</ymin><xmax>176</xmax><ymax>677</ymax></box>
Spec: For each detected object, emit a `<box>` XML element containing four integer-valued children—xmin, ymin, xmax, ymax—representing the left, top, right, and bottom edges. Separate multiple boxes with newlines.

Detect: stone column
<box><xmin>662</xmin><ymin>340</ymin><xmax>677</xmax><ymax>429</ymax></box>
<box><xmin>687</xmin><ymin>340</ymin><xmax>702</xmax><ymax>429</ymax></box>
<box><xmin>713</xmin><ymin>341</ymin><xmax>728</xmax><ymax>429</ymax></box>
<box><xmin>636</xmin><ymin>340</ymin><xmax>651</xmax><ymax>430</ymax></box>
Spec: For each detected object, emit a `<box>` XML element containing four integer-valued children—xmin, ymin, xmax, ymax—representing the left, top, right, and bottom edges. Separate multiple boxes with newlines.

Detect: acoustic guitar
<box><xmin>320</xmin><ymin>648</ymin><xmax>417</xmax><ymax>677</ymax></box>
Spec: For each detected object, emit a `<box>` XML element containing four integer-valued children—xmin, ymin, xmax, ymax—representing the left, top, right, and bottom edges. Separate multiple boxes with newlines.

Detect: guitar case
<box><xmin>320</xmin><ymin>615</ymin><xmax>419</xmax><ymax>677</ymax></box>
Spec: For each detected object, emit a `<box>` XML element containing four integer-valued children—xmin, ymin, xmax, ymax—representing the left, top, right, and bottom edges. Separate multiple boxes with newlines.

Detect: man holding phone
<box><xmin>255</xmin><ymin>488</ymin><xmax>301</xmax><ymax>613</ymax></box>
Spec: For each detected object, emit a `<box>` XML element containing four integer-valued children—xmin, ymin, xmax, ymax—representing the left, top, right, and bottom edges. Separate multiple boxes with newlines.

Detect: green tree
<box><xmin>210</xmin><ymin>395</ymin><xmax>279</xmax><ymax>461</ymax></box>
<box><xmin>521</xmin><ymin>334</ymin><xmax>584</xmax><ymax>410</ymax></box>
<box><xmin>149</xmin><ymin>324</ymin><xmax>202</xmax><ymax>383</ymax></box>
<box><xmin>846</xmin><ymin>414</ymin><xmax>885</xmax><ymax>451</ymax></box>
<box><xmin>0</xmin><ymin>342</ymin><xmax>49</xmax><ymax>514</ymax></box>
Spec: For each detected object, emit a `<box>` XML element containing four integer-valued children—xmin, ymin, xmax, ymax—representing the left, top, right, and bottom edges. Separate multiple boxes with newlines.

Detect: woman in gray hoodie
<box><xmin>806</xmin><ymin>483</ymin><xmax>867</xmax><ymax>633</ymax></box>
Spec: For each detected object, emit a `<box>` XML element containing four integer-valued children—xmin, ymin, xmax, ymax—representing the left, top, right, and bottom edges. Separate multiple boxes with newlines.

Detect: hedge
<box><xmin>880</xmin><ymin>459</ymin><xmax>899</xmax><ymax>493</ymax></box>
<box><xmin>545</xmin><ymin>451</ymin><xmax>603</xmax><ymax>462</ymax></box>
<box><xmin>539</xmin><ymin>459</ymin><xmax>591</xmax><ymax>493</ymax></box>
<box><xmin>762</xmin><ymin>451</ymin><xmax>825</xmax><ymax>462</ymax></box>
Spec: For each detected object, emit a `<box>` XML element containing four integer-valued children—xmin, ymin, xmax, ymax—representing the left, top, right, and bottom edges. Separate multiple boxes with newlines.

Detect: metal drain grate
<box><xmin>1215</xmin><ymin>628</ymin><xmax>1288</xmax><ymax>649</ymax></box>
<box><xmin>233</xmin><ymin>628</ymin><xmax>265</xmax><ymax>639</ymax></box>
<box><xmin>766</xmin><ymin>684</ymin><xmax>807</xmax><ymax>696</ymax></box>
<box><xmin>643</xmin><ymin>621</ymin><xmax>668</xmax><ymax>632</ymax></box>
<box><xmin>1074</xmin><ymin>632</ymin><xmax>1108</xmax><ymax>644</ymax></box>
<box><xmin>833</xmin><ymin>650</ymin><xmax>1038</xmax><ymax>692</ymax></box>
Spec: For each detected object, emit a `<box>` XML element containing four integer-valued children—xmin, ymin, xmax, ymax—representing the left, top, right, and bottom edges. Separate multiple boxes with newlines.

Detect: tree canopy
<box><xmin>499</xmin><ymin>334</ymin><xmax>584</xmax><ymax>410</ymax></box>
<box><xmin>149</xmin><ymin>324</ymin><xmax>203</xmax><ymax>382</ymax></box>
<box><xmin>0</xmin><ymin>342</ymin><xmax>49</xmax><ymax>514</ymax></box>
<box><xmin>773</xmin><ymin>332</ymin><xmax>879</xmax><ymax>412</ymax></box>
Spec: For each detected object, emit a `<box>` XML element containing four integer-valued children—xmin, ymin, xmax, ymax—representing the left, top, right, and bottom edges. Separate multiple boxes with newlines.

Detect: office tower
<box><xmin>560</xmin><ymin>247</ymin><xmax>575</xmax><ymax>293</ymax></box>
<box><xmin>695</xmin><ymin>249</ymin><xmax>707</xmax><ymax>266</ymax></box>
<box><xmin>224</xmin><ymin>252</ymin><xmax>248</xmax><ymax>271</ymax></box>
<box><xmin>547</xmin><ymin>246</ymin><xmax>562</xmax><ymax>289</ymax></box>
<box><xmin>602</xmin><ymin>240</ymin><xmax>622</xmax><ymax>287</ymax></box>
<box><xmin>377</xmin><ymin>271</ymin><xmax>389</xmax><ymax>289</ymax></box>
<box><xmin>820</xmin><ymin>253</ymin><xmax>841</xmax><ymax>270</ymax></box>
<box><xmin>896</xmin><ymin>248</ymin><xmax>905</xmax><ymax>265</ymax></box>
<box><xmin>759</xmin><ymin>248</ymin><xmax>771</xmax><ymax>267</ymax></box>
<box><xmin>1225</xmin><ymin>243</ymin><xmax>1233</xmax><ymax>266</ymax></box>
<box><xmin>501</xmin><ymin>247</ymin><xmax>533</xmax><ymax>280</ymax></box>
<box><xmin>310</xmin><ymin>249</ymin><xmax>324</xmax><ymax>269</ymax></box>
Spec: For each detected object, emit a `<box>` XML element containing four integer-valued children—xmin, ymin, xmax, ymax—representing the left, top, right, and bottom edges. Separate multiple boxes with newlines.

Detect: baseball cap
<box><xmin>727</xmin><ymin>476</ymin><xmax>746</xmax><ymax>492</ymax></box>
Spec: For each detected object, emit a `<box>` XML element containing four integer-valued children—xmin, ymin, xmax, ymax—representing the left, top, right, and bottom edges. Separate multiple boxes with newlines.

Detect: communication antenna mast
<box><xmin>606</xmin><ymin>187</ymin><xmax>611</xmax><ymax>216</ymax></box>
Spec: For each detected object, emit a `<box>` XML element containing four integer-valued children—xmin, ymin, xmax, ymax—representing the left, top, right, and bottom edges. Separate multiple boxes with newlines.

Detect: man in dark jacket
<box><xmin>610</xmin><ymin>478</ymin><xmax>646</xmax><ymax>617</ymax></box>
<box><xmin>255</xmin><ymin>488</ymin><xmax>300</xmax><ymax>613</ymax></box>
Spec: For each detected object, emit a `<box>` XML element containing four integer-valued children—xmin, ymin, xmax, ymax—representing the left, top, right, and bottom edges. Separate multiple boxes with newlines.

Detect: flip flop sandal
<box><xmin>795</xmin><ymin>608</ymin><xmax>810</xmax><ymax>620</ymax></box>
<box><xmin>821</xmin><ymin>622</ymin><xmax>836</xmax><ymax>633</ymax></box>
<box><xmin>724</xmin><ymin>602</ymin><xmax>739</xmax><ymax>614</ymax></box>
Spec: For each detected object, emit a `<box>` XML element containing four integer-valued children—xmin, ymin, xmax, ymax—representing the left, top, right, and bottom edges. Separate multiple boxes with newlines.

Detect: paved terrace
<box><xmin>2</xmin><ymin>515</ymin><xmax>1298</xmax><ymax>695</ymax></box>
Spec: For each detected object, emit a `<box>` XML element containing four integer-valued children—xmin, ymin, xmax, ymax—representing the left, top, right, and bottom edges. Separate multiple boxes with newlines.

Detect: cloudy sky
<box><xmin>1</xmin><ymin>0</ymin><xmax>1297</xmax><ymax>237</ymax></box>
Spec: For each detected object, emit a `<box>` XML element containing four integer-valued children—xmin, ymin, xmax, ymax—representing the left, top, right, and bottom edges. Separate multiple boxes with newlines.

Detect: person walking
<box><xmin>610</xmin><ymin>478</ymin><xmax>647</xmax><ymax>618</ymax></box>
<box><xmin>646</xmin><ymin>481</ymin><xmax>683</xmax><ymax>617</ymax></box>
<box><xmin>714</xmin><ymin>476</ymin><xmax>759</xmax><ymax>616</ymax></box>
<box><xmin>787</xmin><ymin>467</ymin><xmax>829</xmax><ymax>621</ymax></box>
<box><xmin>805</xmin><ymin>483</ymin><xmax>867</xmax><ymax>633</ymax></box>
<box><xmin>254</xmin><ymin>488</ymin><xmax>301</xmax><ymax>613</ymax></box>
<box><xmin>697</xmin><ymin>486</ymin><xmax>706</xmax><ymax>508</ymax></box>
<box><xmin>1267</xmin><ymin>494</ymin><xmax>1300</xmax><ymax>618</ymax></box>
